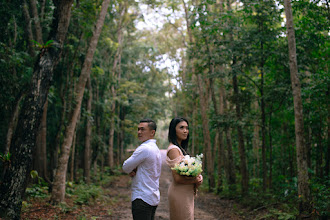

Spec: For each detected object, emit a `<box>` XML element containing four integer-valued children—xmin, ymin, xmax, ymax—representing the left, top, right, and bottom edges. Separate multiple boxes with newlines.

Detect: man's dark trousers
<box><xmin>132</xmin><ymin>198</ymin><xmax>157</xmax><ymax>220</ymax></box>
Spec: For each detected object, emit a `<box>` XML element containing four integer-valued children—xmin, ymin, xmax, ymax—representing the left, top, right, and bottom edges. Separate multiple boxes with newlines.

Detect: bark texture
<box><xmin>34</xmin><ymin>100</ymin><xmax>49</xmax><ymax>182</ymax></box>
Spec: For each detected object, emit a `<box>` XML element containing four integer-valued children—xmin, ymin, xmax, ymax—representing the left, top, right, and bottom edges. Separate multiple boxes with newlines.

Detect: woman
<box><xmin>166</xmin><ymin>117</ymin><xmax>203</xmax><ymax>220</ymax></box>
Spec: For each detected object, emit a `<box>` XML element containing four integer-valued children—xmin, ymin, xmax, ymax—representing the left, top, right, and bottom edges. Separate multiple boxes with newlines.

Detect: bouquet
<box><xmin>171</xmin><ymin>154</ymin><xmax>203</xmax><ymax>177</ymax></box>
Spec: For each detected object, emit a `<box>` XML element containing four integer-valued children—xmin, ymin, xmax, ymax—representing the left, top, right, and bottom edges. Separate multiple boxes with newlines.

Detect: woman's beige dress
<box><xmin>166</xmin><ymin>144</ymin><xmax>194</xmax><ymax>220</ymax></box>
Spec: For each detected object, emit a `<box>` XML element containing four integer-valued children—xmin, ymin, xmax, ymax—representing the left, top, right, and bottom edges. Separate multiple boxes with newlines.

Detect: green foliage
<box><xmin>32</xmin><ymin>40</ymin><xmax>54</xmax><ymax>49</ymax></box>
<box><xmin>259</xmin><ymin>209</ymin><xmax>296</xmax><ymax>220</ymax></box>
<box><xmin>72</xmin><ymin>183</ymin><xmax>103</xmax><ymax>205</ymax></box>
<box><xmin>310</xmin><ymin>177</ymin><xmax>330</xmax><ymax>217</ymax></box>
<box><xmin>0</xmin><ymin>152</ymin><xmax>11</xmax><ymax>162</ymax></box>
<box><xmin>25</xmin><ymin>184</ymin><xmax>49</xmax><ymax>199</ymax></box>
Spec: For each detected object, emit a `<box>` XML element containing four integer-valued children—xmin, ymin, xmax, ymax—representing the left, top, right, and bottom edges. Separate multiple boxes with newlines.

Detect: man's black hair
<box><xmin>140</xmin><ymin>118</ymin><xmax>157</xmax><ymax>132</ymax></box>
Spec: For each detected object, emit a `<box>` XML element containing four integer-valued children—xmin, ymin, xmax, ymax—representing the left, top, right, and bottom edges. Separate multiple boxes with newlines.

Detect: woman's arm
<box><xmin>167</xmin><ymin>148</ymin><xmax>201</xmax><ymax>185</ymax></box>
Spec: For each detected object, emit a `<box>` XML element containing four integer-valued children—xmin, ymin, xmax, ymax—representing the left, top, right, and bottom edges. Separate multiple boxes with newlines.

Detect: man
<box><xmin>122</xmin><ymin>118</ymin><xmax>162</xmax><ymax>220</ymax></box>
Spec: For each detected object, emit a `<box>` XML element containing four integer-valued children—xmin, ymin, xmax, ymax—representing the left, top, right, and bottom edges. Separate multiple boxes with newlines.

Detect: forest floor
<box><xmin>19</xmin><ymin>150</ymin><xmax>270</xmax><ymax>220</ymax></box>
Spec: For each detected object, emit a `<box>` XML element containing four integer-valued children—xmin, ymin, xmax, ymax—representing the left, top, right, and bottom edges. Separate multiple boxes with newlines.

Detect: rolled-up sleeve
<box><xmin>122</xmin><ymin>145</ymin><xmax>149</xmax><ymax>173</ymax></box>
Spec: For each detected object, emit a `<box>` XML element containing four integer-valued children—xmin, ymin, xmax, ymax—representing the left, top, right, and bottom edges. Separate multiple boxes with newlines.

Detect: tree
<box><xmin>284</xmin><ymin>0</ymin><xmax>311</xmax><ymax>216</ymax></box>
<box><xmin>84</xmin><ymin>78</ymin><xmax>92</xmax><ymax>184</ymax></box>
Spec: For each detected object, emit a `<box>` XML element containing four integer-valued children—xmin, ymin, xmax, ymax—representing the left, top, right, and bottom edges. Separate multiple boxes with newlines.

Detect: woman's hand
<box><xmin>195</xmin><ymin>174</ymin><xmax>203</xmax><ymax>187</ymax></box>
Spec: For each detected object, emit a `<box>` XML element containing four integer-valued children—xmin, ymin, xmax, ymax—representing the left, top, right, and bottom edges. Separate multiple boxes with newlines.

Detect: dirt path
<box><xmin>20</xmin><ymin>150</ymin><xmax>245</xmax><ymax>219</ymax></box>
<box><xmin>111</xmin><ymin>150</ymin><xmax>242</xmax><ymax>220</ymax></box>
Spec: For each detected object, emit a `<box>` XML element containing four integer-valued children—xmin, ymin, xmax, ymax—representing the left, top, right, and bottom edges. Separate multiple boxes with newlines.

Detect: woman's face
<box><xmin>175</xmin><ymin>121</ymin><xmax>189</xmax><ymax>142</ymax></box>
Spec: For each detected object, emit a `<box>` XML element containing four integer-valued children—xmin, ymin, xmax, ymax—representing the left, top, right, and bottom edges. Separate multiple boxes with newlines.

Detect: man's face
<box><xmin>137</xmin><ymin>122</ymin><xmax>155</xmax><ymax>143</ymax></box>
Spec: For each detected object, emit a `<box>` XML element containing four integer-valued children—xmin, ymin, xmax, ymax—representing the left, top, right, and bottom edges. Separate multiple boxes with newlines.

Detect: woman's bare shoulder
<box><xmin>167</xmin><ymin>144</ymin><xmax>181</xmax><ymax>159</ymax></box>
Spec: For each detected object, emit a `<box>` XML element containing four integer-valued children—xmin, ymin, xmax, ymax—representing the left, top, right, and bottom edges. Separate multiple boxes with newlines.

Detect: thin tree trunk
<box><xmin>5</xmin><ymin>94</ymin><xmax>24</xmax><ymax>154</ymax></box>
<box><xmin>225</xmin><ymin>127</ymin><xmax>236</xmax><ymax>190</ymax></box>
<box><xmin>217</xmin><ymin>81</ymin><xmax>226</xmax><ymax>193</ymax></box>
<box><xmin>40</xmin><ymin>0</ymin><xmax>46</xmax><ymax>22</ymax></box>
<box><xmin>108</xmin><ymin>120</ymin><xmax>115</xmax><ymax>168</ymax></box>
<box><xmin>84</xmin><ymin>78</ymin><xmax>92</xmax><ymax>184</ymax></box>
<box><xmin>252</xmin><ymin>100</ymin><xmax>260</xmax><ymax>178</ymax></box>
<box><xmin>326</xmin><ymin>84</ymin><xmax>330</xmax><ymax>177</ymax></box>
<box><xmin>268</xmin><ymin>112</ymin><xmax>273</xmax><ymax>189</ymax></box>
<box><xmin>197</xmin><ymin>74</ymin><xmax>215</xmax><ymax>191</ymax></box>
<box><xmin>228</xmin><ymin>0</ymin><xmax>248</xmax><ymax>194</ymax></box>
<box><xmin>108</xmin><ymin>2</ymin><xmax>126</xmax><ymax>168</ymax></box>
<box><xmin>210</xmin><ymin>77</ymin><xmax>225</xmax><ymax>193</ymax></box>
<box><xmin>22</xmin><ymin>0</ymin><xmax>35</xmax><ymax>56</ymax></box>
<box><xmin>70</xmin><ymin>127</ymin><xmax>76</xmax><ymax>182</ymax></box>
<box><xmin>316</xmin><ymin>117</ymin><xmax>323</xmax><ymax>178</ymax></box>
<box><xmin>30</xmin><ymin>0</ymin><xmax>43</xmax><ymax>44</ymax></box>
<box><xmin>284</xmin><ymin>0</ymin><xmax>311</xmax><ymax>215</ymax></box>
<box><xmin>223</xmin><ymin>88</ymin><xmax>236</xmax><ymax>191</ymax></box>
<box><xmin>192</xmin><ymin>100</ymin><xmax>196</xmax><ymax>156</ymax></box>
<box><xmin>2</xmin><ymin>93</ymin><xmax>24</xmax><ymax>184</ymax></box>
<box><xmin>70</xmin><ymin>109</ymin><xmax>81</xmax><ymax>183</ymax></box>
<box><xmin>232</xmin><ymin>73</ymin><xmax>249</xmax><ymax>194</ymax></box>
<box><xmin>260</xmin><ymin>60</ymin><xmax>267</xmax><ymax>192</ymax></box>
<box><xmin>50</xmin><ymin>0</ymin><xmax>110</xmax><ymax>204</ymax></box>
<box><xmin>0</xmin><ymin>1</ymin><xmax>74</xmax><ymax>218</ymax></box>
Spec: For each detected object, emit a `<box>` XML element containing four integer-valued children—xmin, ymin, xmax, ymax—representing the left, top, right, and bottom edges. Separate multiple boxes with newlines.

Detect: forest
<box><xmin>0</xmin><ymin>0</ymin><xmax>329</xmax><ymax>219</ymax></box>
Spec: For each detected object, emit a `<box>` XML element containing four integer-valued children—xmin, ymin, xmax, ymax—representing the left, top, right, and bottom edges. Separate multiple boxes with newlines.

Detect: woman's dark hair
<box><xmin>168</xmin><ymin>117</ymin><xmax>189</xmax><ymax>155</ymax></box>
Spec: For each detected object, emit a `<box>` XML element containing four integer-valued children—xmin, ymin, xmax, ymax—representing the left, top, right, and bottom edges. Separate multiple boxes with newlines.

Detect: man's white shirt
<box><xmin>122</xmin><ymin>139</ymin><xmax>161</xmax><ymax>206</ymax></box>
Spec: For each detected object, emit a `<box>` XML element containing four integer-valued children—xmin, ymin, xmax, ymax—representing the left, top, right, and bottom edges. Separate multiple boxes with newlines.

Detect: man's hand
<box><xmin>129</xmin><ymin>168</ymin><xmax>137</xmax><ymax>177</ymax></box>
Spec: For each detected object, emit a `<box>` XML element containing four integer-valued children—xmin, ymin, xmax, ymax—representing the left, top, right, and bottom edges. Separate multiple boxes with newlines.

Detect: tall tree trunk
<box><xmin>225</xmin><ymin>127</ymin><xmax>236</xmax><ymax>190</ymax></box>
<box><xmin>108</xmin><ymin>120</ymin><xmax>115</xmax><ymax>168</ymax></box>
<box><xmin>70</xmin><ymin>127</ymin><xmax>76</xmax><ymax>182</ymax></box>
<box><xmin>232</xmin><ymin>73</ymin><xmax>249</xmax><ymax>194</ymax></box>
<box><xmin>210</xmin><ymin>77</ymin><xmax>225</xmax><ymax>193</ymax></box>
<box><xmin>5</xmin><ymin>93</ymin><xmax>24</xmax><ymax>154</ymax></box>
<box><xmin>30</xmin><ymin>0</ymin><xmax>43</xmax><ymax>44</ymax></box>
<box><xmin>227</xmin><ymin>0</ymin><xmax>248</xmax><ymax>194</ymax></box>
<box><xmin>22</xmin><ymin>0</ymin><xmax>35</xmax><ymax>56</ymax></box>
<box><xmin>223</xmin><ymin>89</ymin><xmax>236</xmax><ymax>190</ymax></box>
<box><xmin>284</xmin><ymin>0</ymin><xmax>311</xmax><ymax>215</ymax></box>
<box><xmin>2</xmin><ymin>93</ymin><xmax>24</xmax><ymax>184</ymax></box>
<box><xmin>252</xmin><ymin>100</ymin><xmax>260</xmax><ymax>178</ymax></box>
<box><xmin>34</xmin><ymin>99</ymin><xmax>49</xmax><ymax>182</ymax></box>
<box><xmin>268</xmin><ymin>112</ymin><xmax>273</xmax><ymax>189</ymax></box>
<box><xmin>50</xmin><ymin>0</ymin><xmax>110</xmax><ymax>204</ymax></box>
<box><xmin>40</xmin><ymin>0</ymin><xmax>46</xmax><ymax>22</ymax></box>
<box><xmin>315</xmin><ymin>117</ymin><xmax>323</xmax><ymax>178</ymax></box>
<box><xmin>0</xmin><ymin>1</ymin><xmax>74</xmax><ymax>218</ymax></box>
<box><xmin>191</xmin><ymin>99</ymin><xmax>196</xmax><ymax>156</ymax></box>
<box><xmin>326</xmin><ymin>84</ymin><xmax>330</xmax><ymax>177</ymax></box>
<box><xmin>108</xmin><ymin>2</ymin><xmax>126</xmax><ymax>168</ymax></box>
<box><xmin>197</xmin><ymin>74</ymin><xmax>215</xmax><ymax>191</ymax></box>
<box><xmin>260</xmin><ymin>59</ymin><xmax>267</xmax><ymax>192</ymax></box>
<box><xmin>84</xmin><ymin>78</ymin><xmax>92</xmax><ymax>184</ymax></box>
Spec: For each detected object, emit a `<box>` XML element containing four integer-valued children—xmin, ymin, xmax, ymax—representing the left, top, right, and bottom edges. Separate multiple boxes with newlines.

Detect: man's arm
<box><xmin>122</xmin><ymin>145</ymin><xmax>149</xmax><ymax>174</ymax></box>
